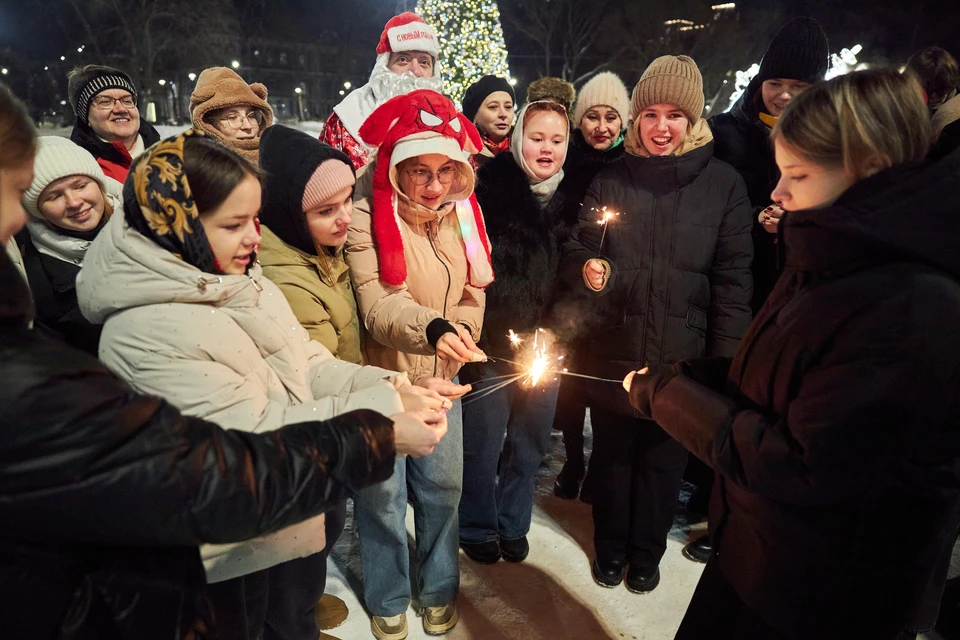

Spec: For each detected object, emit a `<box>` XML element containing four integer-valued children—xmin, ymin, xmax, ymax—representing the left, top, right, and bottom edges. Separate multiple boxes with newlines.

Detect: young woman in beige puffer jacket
<box><xmin>344</xmin><ymin>89</ymin><xmax>493</xmax><ymax>638</ymax></box>
<box><xmin>77</xmin><ymin>130</ymin><xmax>451</xmax><ymax>640</ymax></box>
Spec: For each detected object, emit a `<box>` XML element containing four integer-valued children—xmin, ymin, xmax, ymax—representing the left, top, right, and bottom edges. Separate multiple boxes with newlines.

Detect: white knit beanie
<box><xmin>23</xmin><ymin>137</ymin><xmax>108</xmax><ymax>219</ymax></box>
<box><xmin>573</xmin><ymin>71</ymin><xmax>631</xmax><ymax>130</ymax></box>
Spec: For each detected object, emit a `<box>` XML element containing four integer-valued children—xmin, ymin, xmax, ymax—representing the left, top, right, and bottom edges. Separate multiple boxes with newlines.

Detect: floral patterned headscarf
<box><xmin>124</xmin><ymin>128</ymin><xmax>220</xmax><ymax>273</ymax></box>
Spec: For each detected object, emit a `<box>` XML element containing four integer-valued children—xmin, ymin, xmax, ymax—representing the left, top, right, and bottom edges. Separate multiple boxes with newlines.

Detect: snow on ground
<box><xmin>323</xmin><ymin>417</ymin><xmax>947</xmax><ymax>640</ymax></box>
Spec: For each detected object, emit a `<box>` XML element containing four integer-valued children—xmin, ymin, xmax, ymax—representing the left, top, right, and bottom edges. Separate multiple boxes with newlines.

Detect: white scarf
<box><xmin>25</xmin><ymin>218</ymin><xmax>92</xmax><ymax>266</ymax></box>
<box><xmin>332</xmin><ymin>53</ymin><xmax>444</xmax><ymax>148</ymax></box>
<box><xmin>509</xmin><ymin>102</ymin><xmax>568</xmax><ymax>207</ymax></box>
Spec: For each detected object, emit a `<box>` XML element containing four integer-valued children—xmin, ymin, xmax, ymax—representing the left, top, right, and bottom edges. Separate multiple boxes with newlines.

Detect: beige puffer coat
<box><xmin>77</xmin><ymin>213</ymin><xmax>406</xmax><ymax>583</ymax></box>
<box><xmin>346</xmin><ymin>163</ymin><xmax>486</xmax><ymax>384</ymax></box>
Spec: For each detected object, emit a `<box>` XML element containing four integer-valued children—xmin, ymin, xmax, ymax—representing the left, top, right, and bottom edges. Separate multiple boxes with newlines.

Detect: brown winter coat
<box><xmin>346</xmin><ymin>162</ymin><xmax>486</xmax><ymax>384</ymax></box>
<box><xmin>190</xmin><ymin>67</ymin><xmax>274</xmax><ymax>163</ymax></box>
<box><xmin>259</xmin><ymin>225</ymin><xmax>364</xmax><ymax>365</ymax></box>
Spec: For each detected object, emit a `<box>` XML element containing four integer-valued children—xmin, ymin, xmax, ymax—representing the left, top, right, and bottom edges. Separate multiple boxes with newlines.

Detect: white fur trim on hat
<box><xmin>383</xmin><ymin>21</ymin><xmax>439</xmax><ymax>57</ymax></box>
<box><xmin>23</xmin><ymin>137</ymin><xmax>108</xmax><ymax>219</ymax></box>
<box><xmin>387</xmin><ymin>133</ymin><xmax>473</xmax><ymax>201</ymax></box>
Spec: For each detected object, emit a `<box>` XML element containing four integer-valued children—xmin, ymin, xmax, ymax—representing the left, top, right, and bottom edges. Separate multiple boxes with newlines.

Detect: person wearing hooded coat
<box><xmin>17</xmin><ymin>136</ymin><xmax>122</xmax><ymax>355</ymax></box>
<box><xmin>67</xmin><ymin>64</ymin><xmax>161</xmax><ymax>183</ymax></box>
<box><xmin>459</xmin><ymin>100</ymin><xmax>573</xmax><ymax>565</ymax></box>
<box><xmin>552</xmin><ymin>71</ymin><xmax>631</xmax><ymax>503</ymax></box>
<box><xmin>623</xmin><ymin>68</ymin><xmax>960</xmax><ymax>640</ymax></box>
<box><xmin>0</xmin><ymin>80</ymin><xmax>400</xmax><ymax>640</ymax></box>
<box><xmin>190</xmin><ymin>66</ymin><xmax>276</xmax><ymax>165</ymax></box>
<box><xmin>76</xmin><ymin>129</ymin><xmax>449</xmax><ymax>639</ymax></box>
<box><xmin>561</xmin><ymin>55</ymin><xmax>752</xmax><ymax>594</ymax></box>
<box><xmin>257</xmin><ymin>124</ymin><xmax>364</xmax><ymax>638</ymax></box>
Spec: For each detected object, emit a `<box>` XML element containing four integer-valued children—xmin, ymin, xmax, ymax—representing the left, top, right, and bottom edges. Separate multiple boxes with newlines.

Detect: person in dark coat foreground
<box><xmin>0</xmin><ymin>83</ymin><xmax>445</xmax><ymax>640</ymax></box>
<box><xmin>625</xmin><ymin>69</ymin><xmax>960</xmax><ymax>640</ymax></box>
<box><xmin>561</xmin><ymin>55</ymin><xmax>752</xmax><ymax>595</ymax></box>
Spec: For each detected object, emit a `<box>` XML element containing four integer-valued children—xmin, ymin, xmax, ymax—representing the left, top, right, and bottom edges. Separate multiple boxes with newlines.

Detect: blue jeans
<box><xmin>458</xmin><ymin>360</ymin><xmax>560</xmax><ymax>544</ymax></box>
<box><xmin>353</xmin><ymin>393</ymin><xmax>463</xmax><ymax>617</ymax></box>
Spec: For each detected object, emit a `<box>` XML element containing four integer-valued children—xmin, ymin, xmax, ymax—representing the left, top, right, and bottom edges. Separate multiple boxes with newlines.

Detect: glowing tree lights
<box><xmin>415</xmin><ymin>0</ymin><xmax>512</xmax><ymax>108</ymax></box>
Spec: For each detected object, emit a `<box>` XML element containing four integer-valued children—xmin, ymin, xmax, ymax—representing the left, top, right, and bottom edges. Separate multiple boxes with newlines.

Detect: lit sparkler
<box><xmin>592</xmin><ymin>206</ymin><xmax>621</xmax><ymax>257</ymax></box>
<box><xmin>507</xmin><ymin>329</ymin><xmax>524</xmax><ymax>347</ymax></box>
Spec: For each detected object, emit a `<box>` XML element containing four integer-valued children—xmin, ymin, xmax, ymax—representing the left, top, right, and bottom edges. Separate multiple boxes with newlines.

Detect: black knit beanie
<box><xmin>756</xmin><ymin>17</ymin><xmax>829</xmax><ymax>85</ymax></box>
<box><xmin>462</xmin><ymin>75</ymin><xmax>515</xmax><ymax>122</ymax></box>
<box><xmin>68</xmin><ymin>65</ymin><xmax>139</xmax><ymax>125</ymax></box>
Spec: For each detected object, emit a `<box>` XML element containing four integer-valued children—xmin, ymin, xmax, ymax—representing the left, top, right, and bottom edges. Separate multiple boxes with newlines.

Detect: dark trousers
<box><xmin>459</xmin><ymin>360</ymin><xmax>559</xmax><ymax>543</ymax></box>
<box><xmin>206</xmin><ymin>569</ymin><xmax>270</xmax><ymax>640</ymax></box>
<box><xmin>683</xmin><ymin>456</ymin><xmax>714</xmax><ymax>519</ymax></box>
<box><xmin>554</xmin><ymin>376</ymin><xmax>588</xmax><ymax>470</ymax></box>
<box><xmin>264</xmin><ymin>499</ymin><xmax>348</xmax><ymax>640</ymax></box>
<box><xmin>590</xmin><ymin>406</ymin><xmax>687</xmax><ymax>568</ymax></box>
<box><xmin>676</xmin><ymin>560</ymin><xmax>919</xmax><ymax>640</ymax></box>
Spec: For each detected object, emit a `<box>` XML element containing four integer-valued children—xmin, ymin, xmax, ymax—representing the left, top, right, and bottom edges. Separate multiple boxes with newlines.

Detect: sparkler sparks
<box><xmin>528</xmin><ymin>329</ymin><xmax>550</xmax><ymax>387</ymax></box>
<box><xmin>507</xmin><ymin>329</ymin><xmax>524</xmax><ymax>347</ymax></box>
<box><xmin>592</xmin><ymin>206</ymin><xmax>622</xmax><ymax>256</ymax></box>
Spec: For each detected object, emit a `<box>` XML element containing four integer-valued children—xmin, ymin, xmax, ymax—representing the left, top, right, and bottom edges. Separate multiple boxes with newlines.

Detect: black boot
<box><xmin>578</xmin><ymin>470</ymin><xmax>596</xmax><ymax>505</ymax></box>
<box><xmin>460</xmin><ymin>540</ymin><xmax>500</xmax><ymax>564</ymax></box>
<box><xmin>591</xmin><ymin>557</ymin><xmax>625</xmax><ymax>588</ymax></box>
<box><xmin>500</xmin><ymin>536</ymin><xmax>529</xmax><ymax>563</ymax></box>
<box><xmin>625</xmin><ymin>565</ymin><xmax>660</xmax><ymax>594</ymax></box>
<box><xmin>554</xmin><ymin>460</ymin><xmax>584</xmax><ymax>499</ymax></box>
<box><xmin>682</xmin><ymin>536</ymin><xmax>712</xmax><ymax>564</ymax></box>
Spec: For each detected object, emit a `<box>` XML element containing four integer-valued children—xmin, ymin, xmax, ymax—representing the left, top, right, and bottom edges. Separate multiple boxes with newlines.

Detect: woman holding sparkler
<box><xmin>561</xmin><ymin>55</ymin><xmax>752</xmax><ymax>594</ymax></box>
<box><xmin>458</xmin><ymin>100</ymin><xmax>573</xmax><ymax>565</ymax></box>
<box><xmin>553</xmin><ymin>71</ymin><xmax>632</xmax><ymax>503</ymax></box>
<box><xmin>345</xmin><ymin>90</ymin><xmax>493</xmax><ymax>638</ymax></box>
<box><xmin>623</xmin><ymin>69</ymin><xmax>960</xmax><ymax>640</ymax></box>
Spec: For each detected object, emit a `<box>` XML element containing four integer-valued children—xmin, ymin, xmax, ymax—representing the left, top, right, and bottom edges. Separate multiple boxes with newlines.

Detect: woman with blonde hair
<box><xmin>623</xmin><ymin>68</ymin><xmax>960</xmax><ymax>640</ymax></box>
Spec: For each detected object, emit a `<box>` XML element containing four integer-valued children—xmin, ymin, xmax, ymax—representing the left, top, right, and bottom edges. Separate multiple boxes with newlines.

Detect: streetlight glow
<box><xmin>60</xmin><ymin>56</ymin><xmax>65</xmax><ymax>61</ymax></box>
<box><xmin>344</xmin><ymin>81</ymin><xmax>352</xmax><ymax>89</ymax></box>
<box><xmin>508</xmin><ymin>78</ymin><xmax>518</xmax><ymax>86</ymax></box>
<box><xmin>294</xmin><ymin>87</ymin><xmax>302</xmax><ymax>94</ymax></box>
<box><xmin>188</xmin><ymin>72</ymin><xmax>196</xmax><ymax>81</ymax></box>
<box><xmin>0</xmin><ymin>68</ymin><xmax>7</xmax><ymax>75</ymax></box>
<box><xmin>231</xmin><ymin>60</ymin><xmax>240</xmax><ymax>69</ymax></box>
<box><xmin>158</xmin><ymin>79</ymin><xmax>166</xmax><ymax>86</ymax></box>
<box><xmin>339</xmin><ymin>90</ymin><xmax>345</xmax><ymax>96</ymax></box>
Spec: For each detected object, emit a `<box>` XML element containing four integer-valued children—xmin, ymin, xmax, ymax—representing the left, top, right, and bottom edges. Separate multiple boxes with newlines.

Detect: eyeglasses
<box><xmin>92</xmin><ymin>95</ymin><xmax>137</xmax><ymax>110</ymax></box>
<box><xmin>406</xmin><ymin>165</ymin><xmax>457</xmax><ymax>186</ymax></box>
<box><xmin>218</xmin><ymin>110</ymin><xmax>264</xmax><ymax>130</ymax></box>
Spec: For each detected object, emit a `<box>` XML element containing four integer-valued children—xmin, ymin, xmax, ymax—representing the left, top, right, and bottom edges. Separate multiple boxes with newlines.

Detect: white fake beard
<box><xmin>369</xmin><ymin>66</ymin><xmax>443</xmax><ymax>104</ymax></box>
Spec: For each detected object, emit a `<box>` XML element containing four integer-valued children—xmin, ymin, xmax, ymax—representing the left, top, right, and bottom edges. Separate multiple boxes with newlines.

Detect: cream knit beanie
<box><xmin>573</xmin><ymin>72</ymin><xmax>630</xmax><ymax>129</ymax></box>
<box><xmin>630</xmin><ymin>55</ymin><xmax>705</xmax><ymax>123</ymax></box>
<box><xmin>23</xmin><ymin>137</ymin><xmax>108</xmax><ymax>219</ymax></box>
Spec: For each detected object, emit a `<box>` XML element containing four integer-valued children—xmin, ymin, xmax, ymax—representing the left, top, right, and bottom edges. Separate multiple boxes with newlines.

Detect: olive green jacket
<box><xmin>259</xmin><ymin>225</ymin><xmax>363</xmax><ymax>364</ymax></box>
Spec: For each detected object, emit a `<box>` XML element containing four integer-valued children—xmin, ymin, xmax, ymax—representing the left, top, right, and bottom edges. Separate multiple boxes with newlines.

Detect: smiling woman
<box><xmin>190</xmin><ymin>66</ymin><xmax>275</xmax><ymax>164</ymax></box>
<box><xmin>18</xmin><ymin>136</ymin><xmax>122</xmax><ymax>354</ymax></box>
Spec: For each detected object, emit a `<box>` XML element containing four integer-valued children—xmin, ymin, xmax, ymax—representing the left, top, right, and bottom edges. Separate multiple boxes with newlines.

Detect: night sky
<box><xmin>0</xmin><ymin>0</ymin><xmax>957</xmax><ymax>72</ymax></box>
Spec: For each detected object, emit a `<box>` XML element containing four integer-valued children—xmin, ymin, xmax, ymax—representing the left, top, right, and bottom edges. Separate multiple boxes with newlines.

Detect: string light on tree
<box><xmin>415</xmin><ymin>0</ymin><xmax>512</xmax><ymax>108</ymax></box>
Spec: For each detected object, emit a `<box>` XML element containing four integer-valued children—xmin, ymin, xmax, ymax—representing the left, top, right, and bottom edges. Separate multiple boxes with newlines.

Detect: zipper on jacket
<box><xmin>427</xmin><ymin>221</ymin><xmax>453</xmax><ymax>378</ymax></box>
<box><xmin>249</xmin><ymin>274</ymin><xmax>263</xmax><ymax>292</ymax></box>
<box><xmin>196</xmin><ymin>275</ymin><xmax>222</xmax><ymax>290</ymax></box>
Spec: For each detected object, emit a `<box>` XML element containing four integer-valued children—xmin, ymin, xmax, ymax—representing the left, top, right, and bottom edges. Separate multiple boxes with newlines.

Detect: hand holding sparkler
<box><xmin>436</xmin><ymin>324</ymin><xmax>487</xmax><ymax>363</ymax></box>
<box><xmin>583</xmin><ymin>259</ymin><xmax>607</xmax><ymax>291</ymax></box>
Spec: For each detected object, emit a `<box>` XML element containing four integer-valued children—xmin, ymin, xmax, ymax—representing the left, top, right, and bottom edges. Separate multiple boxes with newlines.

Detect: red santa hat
<box><xmin>359</xmin><ymin>89</ymin><xmax>494</xmax><ymax>288</ymax></box>
<box><xmin>376</xmin><ymin>12</ymin><xmax>440</xmax><ymax>59</ymax></box>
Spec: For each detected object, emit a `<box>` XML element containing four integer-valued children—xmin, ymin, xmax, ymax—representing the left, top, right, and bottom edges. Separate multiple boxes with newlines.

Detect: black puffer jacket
<box><xmin>709</xmin><ymin>87</ymin><xmax>780</xmax><ymax>313</ymax></box>
<box><xmin>645</xmin><ymin>148</ymin><xmax>960</xmax><ymax>639</ymax></box>
<box><xmin>18</xmin><ymin>231</ymin><xmax>102</xmax><ymax>355</ymax></box>
<box><xmin>556</xmin><ymin>130</ymin><xmax>626</xmax><ymax>242</ymax></box>
<box><xmin>473</xmin><ymin>151</ymin><xmax>575</xmax><ymax>356</ymax></box>
<box><xmin>562</xmin><ymin>139</ymin><xmax>753</xmax><ymax>417</ymax></box>
<box><xmin>69</xmin><ymin>117</ymin><xmax>160</xmax><ymax>181</ymax></box>
<box><xmin>0</xmin><ymin>251</ymin><xmax>396</xmax><ymax>640</ymax></box>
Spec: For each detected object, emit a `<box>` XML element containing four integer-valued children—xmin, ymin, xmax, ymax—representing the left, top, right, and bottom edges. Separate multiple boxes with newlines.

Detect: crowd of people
<box><xmin>2</xmin><ymin>9</ymin><xmax>960</xmax><ymax>640</ymax></box>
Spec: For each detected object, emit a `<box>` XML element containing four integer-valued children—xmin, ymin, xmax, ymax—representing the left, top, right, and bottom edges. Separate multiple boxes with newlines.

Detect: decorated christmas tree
<box><xmin>415</xmin><ymin>0</ymin><xmax>512</xmax><ymax>108</ymax></box>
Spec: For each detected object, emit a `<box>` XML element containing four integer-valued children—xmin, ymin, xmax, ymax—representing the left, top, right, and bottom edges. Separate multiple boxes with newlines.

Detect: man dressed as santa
<box><xmin>320</xmin><ymin>12</ymin><xmax>443</xmax><ymax>170</ymax></box>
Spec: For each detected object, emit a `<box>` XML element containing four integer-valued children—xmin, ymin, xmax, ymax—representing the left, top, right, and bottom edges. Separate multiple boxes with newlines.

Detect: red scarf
<box><xmin>482</xmin><ymin>134</ymin><xmax>511</xmax><ymax>156</ymax></box>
